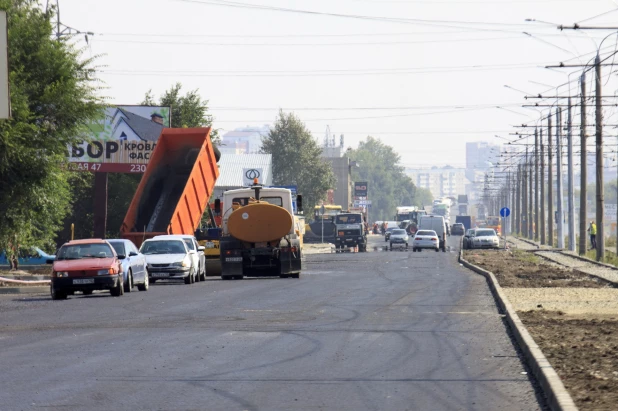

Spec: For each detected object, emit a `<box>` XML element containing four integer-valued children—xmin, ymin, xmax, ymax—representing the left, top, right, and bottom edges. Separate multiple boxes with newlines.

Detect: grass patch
<box><xmin>584</xmin><ymin>249</ymin><xmax>618</xmax><ymax>267</ymax></box>
<box><xmin>512</xmin><ymin>249</ymin><xmax>541</xmax><ymax>265</ymax></box>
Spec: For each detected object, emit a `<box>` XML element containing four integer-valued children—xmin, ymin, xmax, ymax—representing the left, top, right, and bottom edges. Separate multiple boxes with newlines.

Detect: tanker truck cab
<box><xmin>219</xmin><ymin>183</ymin><xmax>303</xmax><ymax>280</ymax></box>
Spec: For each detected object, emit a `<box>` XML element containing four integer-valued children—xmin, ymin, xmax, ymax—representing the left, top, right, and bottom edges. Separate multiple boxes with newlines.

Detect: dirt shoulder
<box><xmin>464</xmin><ymin>249</ymin><xmax>618</xmax><ymax>411</ymax></box>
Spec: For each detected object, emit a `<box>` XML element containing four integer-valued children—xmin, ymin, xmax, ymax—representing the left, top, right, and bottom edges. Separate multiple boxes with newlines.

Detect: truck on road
<box><xmin>120</xmin><ymin>128</ymin><xmax>220</xmax><ymax>249</ymax></box>
<box><xmin>334</xmin><ymin>213</ymin><xmax>367</xmax><ymax>252</ymax></box>
<box><xmin>219</xmin><ymin>182</ymin><xmax>304</xmax><ymax>280</ymax></box>
<box><xmin>455</xmin><ymin>215</ymin><xmax>472</xmax><ymax>231</ymax></box>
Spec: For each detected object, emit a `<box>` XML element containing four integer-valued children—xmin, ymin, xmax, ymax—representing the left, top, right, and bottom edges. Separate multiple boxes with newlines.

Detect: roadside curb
<box><xmin>459</xmin><ymin>250</ymin><xmax>578</xmax><ymax>411</ymax></box>
<box><xmin>0</xmin><ymin>286</ymin><xmax>49</xmax><ymax>295</ymax></box>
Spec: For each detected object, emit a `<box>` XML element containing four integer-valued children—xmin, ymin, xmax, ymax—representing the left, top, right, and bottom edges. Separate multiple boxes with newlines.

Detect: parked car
<box><xmin>153</xmin><ymin>235</ymin><xmax>206</xmax><ymax>281</ymax></box>
<box><xmin>412</xmin><ymin>230</ymin><xmax>440</xmax><ymax>252</ymax></box>
<box><xmin>140</xmin><ymin>238</ymin><xmax>197</xmax><ymax>284</ymax></box>
<box><xmin>107</xmin><ymin>239</ymin><xmax>149</xmax><ymax>292</ymax></box>
<box><xmin>389</xmin><ymin>229</ymin><xmax>409</xmax><ymax>250</ymax></box>
<box><xmin>451</xmin><ymin>223</ymin><xmax>465</xmax><ymax>235</ymax></box>
<box><xmin>462</xmin><ymin>229</ymin><xmax>476</xmax><ymax>249</ymax></box>
<box><xmin>49</xmin><ymin>239</ymin><xmax>123</xmax><ymax>300</ymax></box>
<box><xmin>384</xmin><ymin>227</ymin><xmax>397</xmax><ymax>242</ymax></box>
<box><xmin>0</xmin><ymin>247</ymin><xmax>55</xmax><ymax>269</ymax></box>
<box><xmin>469</xmin><ymin>229</ymin><xmax>500</xmax><ymax>249</ymax></box>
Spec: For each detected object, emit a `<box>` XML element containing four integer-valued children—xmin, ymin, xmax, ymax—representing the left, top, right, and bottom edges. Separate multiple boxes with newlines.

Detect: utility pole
<box><xmin>548</xmin><ymin>114</ymin><xmax>554</xmax><ymax>247</ymax></box>
<box><xmin>595</xmin><ymin>54</ymin><xmax>605</xmax><ymax>261</ymax></box>
<box><xmin>515</xmin><ymin>164</ymin><xmax>521</xmax><ymax>235</ymax></box>
<box><xmin>541</xmin><ymin>129</ymin><xmax>546</xmax><ymax>244</ymax></box>
<box><xmin>557</xmin><ymin>107</ymin><xmax>565</xmax><ymax>249</ymax></box>
<box><xmin>567</xmin><ymin>97</ymin><xmax>575</xmax><ymax>251</ymax></box>
<box><xmin>579</xmin><ymin>73</ymin><xmax>587</xmax><ymax>255</ymax></box>
<box><xmin>523</xmin><ymin>148</ymin><xmax>528</xmax><ymax>237</ymax></box>
<box><xmin>535</xmin><ymin>128</ymin><xmax>540</xmax><ymax>241</ymax></box>
<box><xmin>529</xmin><ymin>154</ymin><xmax>533</xmax><ymax>239</ymax></box>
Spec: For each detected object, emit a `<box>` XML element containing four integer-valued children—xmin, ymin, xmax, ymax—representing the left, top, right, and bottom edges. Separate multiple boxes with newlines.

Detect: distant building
<box><xmin>319</xmin><ymin>135</ymin><xmax>352</xmax><ymax>209</ymax></box>
<box><xmin>406</xmin><ymin>166</ymin><xmax>466</xmax><ymax>199</ymax></box>
<box><xmin>220</xmin><ymin>125</ymin><xmax>270</xmax><ymax>155</ymax></box>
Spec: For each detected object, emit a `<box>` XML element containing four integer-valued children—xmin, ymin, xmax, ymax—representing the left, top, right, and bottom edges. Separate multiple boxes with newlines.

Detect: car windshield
<box><xmin>335</xmin><ymin>215</ymin><xmax>361</xmax><ymax>224</ymax></box>
<box><xmin>454</xmin><ymin>224</ymin><xmax>463</xmax><ymax>227</ymax></box>
<box><xmin>108</xmin><ymin>242</ymin><xmax>125</xmax><ymax>256</ymax></box>
<box><xmin>141</xmin><ymin>240</ymin><xmax>186</xmax><ymax>255</ymax></box>
<box><xmin>392</xmin><ymin>229</ymin><xmax>406</xmax><ymax>235</ymax></box>
<box><xmin>476</xmin><ymin>229</ymin><xmax>496</xmax><ymax>237</ymax></box>
<box><xmin>183</xmin><ymin>239</ymin><xmax>195</xmax><ymax>251</ymax></box>
<box><xmin>386</xmin><ymin>227</ymin><xmax>396</xmax><ymax>232</ymax></box>
<box><xmin>56</xmin><ymin>243</ymin><xmax>114</xmax><ymax>260</ymax></box>
<box><xmin>416</xmin><ymin>230</ymin><xmax>436</xmax><ymax>236</ymax></box>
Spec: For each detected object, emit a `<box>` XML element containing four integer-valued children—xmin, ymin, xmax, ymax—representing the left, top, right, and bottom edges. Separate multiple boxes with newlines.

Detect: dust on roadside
<box><xmin>464</xmin><ymin>249</ymin><xmax>618</xmax><ymax>411</ymax></box>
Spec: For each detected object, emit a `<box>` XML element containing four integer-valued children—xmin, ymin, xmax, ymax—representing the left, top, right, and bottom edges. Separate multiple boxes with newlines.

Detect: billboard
<box><xmin>354</xmin><ymin>181</ymin><xmax>368</xmax><ymax>197</ymax></box>
<box><xmin>242</xmin><ymin>168</ymin><xmax>264</xmax><ymax>186</ymax></box>
<box><xmin>68</xmin><ymin>105</ymin><xmax>170</xmax><ymax>173</ymax></box>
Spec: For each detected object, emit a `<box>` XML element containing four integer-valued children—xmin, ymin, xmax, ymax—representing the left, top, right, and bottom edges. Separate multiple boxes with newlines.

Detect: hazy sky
<box><xmin>58</xmin><ymin>0</ymin><xmax>618</xmax><ymax>168</ymax></box>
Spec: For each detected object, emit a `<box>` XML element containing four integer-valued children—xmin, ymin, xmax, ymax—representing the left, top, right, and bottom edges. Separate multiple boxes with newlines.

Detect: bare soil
<box><xmin>464</xmin><ymin>249</ymin><xmax>615</xmax><ymax>288</ymax></box>
<box><xmin>465</xmin><ymin>249</ymin><xmax>618</xmax><ymax>411</ymax></box>
<box><xmin>520</xmin><ymin>311</ymin><xmax>618</xmax><ymax>411</ymax></box>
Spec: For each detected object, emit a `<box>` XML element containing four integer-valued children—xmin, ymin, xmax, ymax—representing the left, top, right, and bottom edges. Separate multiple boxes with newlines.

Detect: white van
<box><xmin>418</xmin><ymin>215</ymin><xmax>447</xmax><ymax>252</ymax></box>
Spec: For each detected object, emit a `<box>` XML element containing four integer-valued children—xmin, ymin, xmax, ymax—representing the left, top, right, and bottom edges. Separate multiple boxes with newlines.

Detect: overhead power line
<box><xmin>175</xmin><ymin>0</ymin><xmax>545</xmax><ymax>34</ymax></box>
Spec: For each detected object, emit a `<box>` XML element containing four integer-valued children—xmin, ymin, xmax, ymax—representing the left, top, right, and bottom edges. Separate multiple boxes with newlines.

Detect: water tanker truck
<box><xmin>219</xmin><ymin>181</ymin><xmax>304</xmax><ymax>280</ymax></box>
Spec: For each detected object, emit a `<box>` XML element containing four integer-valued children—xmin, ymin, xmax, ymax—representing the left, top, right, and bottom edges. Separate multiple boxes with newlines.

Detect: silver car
<box><xmin>389</xmin><ymin>229</ymin><xmax>409</xmax><ymax>250</ymax></box>
<box><xmin>470</xmin><ymin>229</ymin><xmax>500</xmax><ymax>249</ymax></box>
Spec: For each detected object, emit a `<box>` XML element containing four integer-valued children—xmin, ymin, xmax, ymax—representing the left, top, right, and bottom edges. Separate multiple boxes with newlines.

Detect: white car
<box><xmin>470</xmin><ymin>229</ymin><xmax>500</xmax><ymax>249</ymax></box>
<box><xmin>412</xmin><ymin>230</ymin><xmax>440</xmax><ymax>252</ymax></box>
<box><xmin>140</xmin><ymin>238</ymin><xmax>197</xmax><ymax>284</ymax></box>
<box><xmin>153</xmin><ymin>235</ymin><xmax>206</xmax><ymax>281</ymax></box>
<box><xmin>389</xmin><ymin>229</ymin><xmax>409</xmax><ymax>250</ymax></box>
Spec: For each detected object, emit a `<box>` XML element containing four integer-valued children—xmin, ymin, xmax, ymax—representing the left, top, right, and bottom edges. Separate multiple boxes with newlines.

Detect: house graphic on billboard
<box><xmin>68</xmin><ymin>105</ymin><xmax>171</xmax><ymax>172</ymax></box>
<box><xmin>109</xmin><ymin>108</ymin><xmax>165</xmax><ymax>142</ymax></box>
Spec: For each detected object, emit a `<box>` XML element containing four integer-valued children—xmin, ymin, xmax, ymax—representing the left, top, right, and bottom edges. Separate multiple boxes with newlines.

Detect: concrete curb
<box><xmin>0</xmin><ymin>286</ymin><xmax>49</xmax><ymax>295</ymax></box>
<box><xmin>459</xmin><ymin>250</ymin><xmax>578</xmax><ymax>411</ymax></box>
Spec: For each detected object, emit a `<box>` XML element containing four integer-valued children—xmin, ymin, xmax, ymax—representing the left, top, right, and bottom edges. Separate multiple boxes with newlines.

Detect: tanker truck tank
<box><xmin>219</xmin><ymin>182</ymin><xmax>303</xmax><ymax>280</ymax></box>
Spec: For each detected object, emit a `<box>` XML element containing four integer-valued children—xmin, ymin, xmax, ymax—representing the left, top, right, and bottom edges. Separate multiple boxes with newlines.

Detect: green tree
<box><xmin>142</xmin><ymin>83</ymin><xmax>219</xmax><ymax>144</ymax></box>
<box><xmin>261</xmin><ymin>110</ymin><xmax>336</xmax><ymax>213</ymax></box>
<box><xmin>0</xmin><ymin>1</ymin><xmax>103</xmax><ymax>251</ymax></box>
<box><xmin>347</xmin><ymin>137</ymin><xmax>423</xmax><ymax>220</ymax></box>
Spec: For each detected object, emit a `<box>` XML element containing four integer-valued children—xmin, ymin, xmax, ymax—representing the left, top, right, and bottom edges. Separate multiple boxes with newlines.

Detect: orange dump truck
<box><xmin>120</xmin><ymin>128</ymin><xmax>220</xmax><ymax>248</ymax></box>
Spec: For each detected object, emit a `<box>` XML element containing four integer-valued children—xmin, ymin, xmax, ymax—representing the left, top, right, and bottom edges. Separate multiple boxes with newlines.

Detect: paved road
<box><xmin>0</xmin><ymin>235</ymin><xmax>543</xmax><ymax>410</ymax></box>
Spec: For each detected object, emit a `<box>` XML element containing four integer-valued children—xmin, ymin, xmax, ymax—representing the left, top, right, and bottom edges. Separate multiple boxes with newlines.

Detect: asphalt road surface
<box><xmin>0</xmin><ymin>235</ymin><xmax>544</xmax><ymax>411</ymax></box>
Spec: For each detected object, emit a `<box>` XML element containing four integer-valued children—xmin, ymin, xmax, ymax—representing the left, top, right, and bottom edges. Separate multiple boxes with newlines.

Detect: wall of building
<box><xmin>324</xmin><ymin>157</ymin><xmax>351</xmax><ymax>209</ymax></box>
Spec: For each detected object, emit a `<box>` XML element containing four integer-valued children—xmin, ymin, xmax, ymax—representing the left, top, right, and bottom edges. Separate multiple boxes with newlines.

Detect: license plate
<box><xmin>205</xmin><ymin>242</ymin><xmax>215</xmax><ymax>249</ymax></box>
<box><xmin>225</xmin><ymin>257</ymin><xmax>242</xmax><ymax>262</ymax></box>
<box><xmin>152</xmin><ymin>273</ymin><xmax>169</xmax><ymax>278</ymax></box>
<box><xmin>73</xmin><ymin>278</ymin><xmax>94</xmax><ymax>284</ymax></box>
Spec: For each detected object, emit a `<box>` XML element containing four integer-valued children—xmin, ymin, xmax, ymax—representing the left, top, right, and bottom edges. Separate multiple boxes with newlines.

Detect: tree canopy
<box><xmin>142</xmin><ymin>83</ymin><xmax>219</xmax><ymax>144</ymax></box>
<box><xmin>347</xmin><ymin>136</ymin><xmax>427</xmax><ymax>220</ymax></box>
<box><xmin>0</xmin><ymin>0</ymin><xmax>103</xmax><ymax>250</ymax></box>
<box><xmin>261</xmin><ymin>111</ymin><xmax>336</xmax><ymax>214</ymax></box>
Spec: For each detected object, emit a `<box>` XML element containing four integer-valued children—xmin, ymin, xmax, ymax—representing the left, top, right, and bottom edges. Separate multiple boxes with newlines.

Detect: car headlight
<box><xmin>97</xmin><ymin>268</ymin><xmax>114</xmax><ymax>275</ymax></box>
<box><xmin>172</xmin><ymin>259</ymin><xmax>191</xmax><ymax>268</ymax></box>
<box><xmin>55</xmin><ymin>271</ymin><xmax>69</xmax><ymax>278</ymax></box>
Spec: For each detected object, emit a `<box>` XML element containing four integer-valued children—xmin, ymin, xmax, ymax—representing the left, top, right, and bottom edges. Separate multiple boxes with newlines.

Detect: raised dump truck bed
<box><xmin>120</xmin><ymin>128</ymin><xmax>220</xmax><ymax>248</ymax></box>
